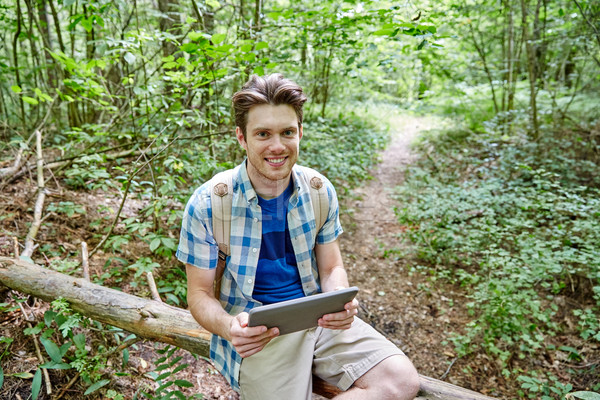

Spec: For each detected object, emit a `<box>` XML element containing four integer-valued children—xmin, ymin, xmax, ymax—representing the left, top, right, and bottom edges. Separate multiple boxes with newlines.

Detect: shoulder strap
<box><xmin>299</xmin><ymin>167</ymin><xmax>329</xmax><ymax>233</ymax></box>
<box><xmin>210</xmin><ymin>169</ymin><xmax>233</xmax><ymax>299</ymax></box>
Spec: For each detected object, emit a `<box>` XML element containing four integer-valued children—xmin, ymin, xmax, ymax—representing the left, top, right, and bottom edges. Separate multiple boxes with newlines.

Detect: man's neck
<box><xmin>252</xmin><ymin>175</ymin><xmax>291</xmax><ymax>200</ymax></box>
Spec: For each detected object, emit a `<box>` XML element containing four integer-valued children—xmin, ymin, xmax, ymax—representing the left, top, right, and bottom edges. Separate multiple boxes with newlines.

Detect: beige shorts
<box><xmin>238</xmin><ymin>317</ymin><xmax>404</xmax><ymax>400</ymax></box>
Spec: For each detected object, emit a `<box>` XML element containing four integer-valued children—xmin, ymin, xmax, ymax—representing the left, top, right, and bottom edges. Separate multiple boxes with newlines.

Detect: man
<box><xmin>177</xmin><ymin>73</ymin><xmax>420</xmax><ymax>399</ymax></box>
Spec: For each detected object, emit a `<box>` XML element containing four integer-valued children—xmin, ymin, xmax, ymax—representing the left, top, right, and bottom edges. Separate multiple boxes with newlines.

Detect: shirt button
<box><xmin>252</xmin><ymin>248</ymin><xmax>257</xmax><ymax>253</ymax></box>
<box><xmin>253</xmin><ymin>217</ymin><xmax>258</xmax><ymax>223</ymax></box>
<box><xmin>247</xmin><ymin>279</ymin><xmax>253</xmax><ymax>284</ymax></box>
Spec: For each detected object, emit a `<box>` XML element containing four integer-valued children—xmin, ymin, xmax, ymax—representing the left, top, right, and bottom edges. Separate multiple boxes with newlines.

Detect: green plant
<box><xmin>141</xmin><ymin>345</ymin><xmax>202</xmax><ymax>400</ymax></box>
<box><xmin>518</xmin><ymin>371</ymin><xmax>574</xmax><ymax>399</ymax></box>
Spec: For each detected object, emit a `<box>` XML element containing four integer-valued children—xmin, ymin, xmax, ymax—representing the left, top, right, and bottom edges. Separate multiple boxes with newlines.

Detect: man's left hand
<box><xmin>317</xmin><ymin>297</ymin><xmax>359</xmax><ymax>330</ymax></box>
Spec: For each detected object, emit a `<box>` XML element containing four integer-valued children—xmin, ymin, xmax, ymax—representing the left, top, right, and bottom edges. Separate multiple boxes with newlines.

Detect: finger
<box><xmin>322</xmin><ymin>307</ymin><xmax>358</xmax><ymax>322</ymax></box>
<box><xmin>236</xmin><ymin>332</ymin><xmax>278</xmax><ymax>358</ymax></box>
<box><xmin>345</xmin><ymin>298</ymin><xmax>359</xmax><ymax>311</ymax></box>
<box><xmin>231</xmin><ymin>327</ymin><xmax>279</xmax><ymax>347</ymax></box>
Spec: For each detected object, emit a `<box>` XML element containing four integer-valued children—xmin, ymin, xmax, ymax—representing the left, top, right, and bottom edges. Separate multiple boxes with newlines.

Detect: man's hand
<box><xmin>317</xmin><ymin>297</ymin><xmax>359</xmax><ymax>330</ymax></box>
<box><xmin>230</xmin><ymin>312</ymin><xmax>279</xmax><ymax>358</ymax></box>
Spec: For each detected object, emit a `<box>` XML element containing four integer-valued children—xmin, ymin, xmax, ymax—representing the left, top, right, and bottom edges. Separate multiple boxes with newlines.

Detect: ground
<box><xmin>0</xmin><ymin>115</ymin><xmax>568</xmax><ymax>399</ymax></box>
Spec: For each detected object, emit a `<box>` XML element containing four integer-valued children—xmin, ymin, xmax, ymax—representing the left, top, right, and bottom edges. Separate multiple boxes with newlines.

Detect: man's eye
<box><xmin>283</xmin><ymin>130</ymin><xmax>294</xmax><ymax>136</ymax></box>
<box><xmin>258</xmin><ymin>131</ymin><xmax>268</xmax><ymax>137</ymax></box>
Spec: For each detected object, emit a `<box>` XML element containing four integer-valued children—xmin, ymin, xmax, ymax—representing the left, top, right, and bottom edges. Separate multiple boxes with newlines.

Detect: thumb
<box><xmin>237</xmin><ymin>312</ymin><xmax>249</xmax><ymax>328</ymax></box>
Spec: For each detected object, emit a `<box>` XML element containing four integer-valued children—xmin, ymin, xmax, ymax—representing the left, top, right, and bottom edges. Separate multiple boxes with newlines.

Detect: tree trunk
<box><xmin>520</xmin><ymin>0</ymin><xmax>539</xmax><ymax>138</ymax></box>
<box><xmin>0</xmin><ymin>257</ymin><xmax>497</xmax><ymax>400</ymax></box>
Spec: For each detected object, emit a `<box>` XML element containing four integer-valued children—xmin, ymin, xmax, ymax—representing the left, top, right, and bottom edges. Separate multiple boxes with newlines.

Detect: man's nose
<box><xmin>268</xmin><ymin>135</ymin><xmax>286</xmax><ymax>153</ymax></box>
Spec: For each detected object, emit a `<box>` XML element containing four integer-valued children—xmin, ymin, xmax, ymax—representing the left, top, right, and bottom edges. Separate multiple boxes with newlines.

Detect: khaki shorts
<box><xmin>239</xmin><ymin>317</ymin><xmax>404</xmax><ymax>400</ymax></box>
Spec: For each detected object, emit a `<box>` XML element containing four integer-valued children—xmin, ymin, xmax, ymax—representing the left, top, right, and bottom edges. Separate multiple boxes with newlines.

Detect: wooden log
<box><xmin>0</xmin><ymin>257</ymin><xmax>210</xmax><ymax>356</ymax></box>
<box><xmin>0</xmin><ymin>257</ymin><xmax>496</xmax><ymax>400</ymax></box>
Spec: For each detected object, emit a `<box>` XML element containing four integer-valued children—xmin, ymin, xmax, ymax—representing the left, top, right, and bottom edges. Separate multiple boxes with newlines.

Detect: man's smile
<box><xmin>265</xmin><ymin>157</ymin><xmax>287</xmax><ymax>166</ymax></box>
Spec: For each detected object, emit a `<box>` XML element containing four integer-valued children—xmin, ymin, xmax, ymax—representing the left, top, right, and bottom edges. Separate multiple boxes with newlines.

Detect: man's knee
<box><xmin>361</xmin><ymin>355</ymin><xmax>420</xmax><ymax>399</ymax></box>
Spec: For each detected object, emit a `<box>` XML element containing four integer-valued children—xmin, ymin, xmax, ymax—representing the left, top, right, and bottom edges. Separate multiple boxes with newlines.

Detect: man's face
<box><xmin>236</xmin><ymin>103</ymin><xmax>303</xmax><ymax>187</ymax></box>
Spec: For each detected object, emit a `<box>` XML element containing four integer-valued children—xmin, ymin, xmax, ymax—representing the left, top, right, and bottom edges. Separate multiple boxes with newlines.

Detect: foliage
<box><xmin>394</xmin><ymin>118</ymin><xmax>600</xmax><ymax>391</ymax></box>
<box><xmin>140</xmin><ymin>345</ymin><xmax>201</xmax><ymax>400</ymax></box>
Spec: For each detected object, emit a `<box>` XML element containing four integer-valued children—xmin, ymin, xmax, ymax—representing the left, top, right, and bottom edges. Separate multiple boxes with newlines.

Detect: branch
<box><xmin>89</xmin><ymin>132</ymin><xmax>180</xmax><ymax>258</ymax></box>
<box><xmin>571</xmin><ymin>0</ymin><xmax>600</xmax><ymax>48</ymax></box>
<box><xmin>22</xmin><ymin>130</ymin><xmax>47</xmax><ymax>259</ymax></box>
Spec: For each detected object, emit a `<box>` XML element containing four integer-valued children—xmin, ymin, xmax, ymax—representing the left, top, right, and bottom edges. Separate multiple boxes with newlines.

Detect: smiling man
<box><xmin>177</xmin><ymin>74</ymin><xmax>420</xmax><ymax>400</ymax></box>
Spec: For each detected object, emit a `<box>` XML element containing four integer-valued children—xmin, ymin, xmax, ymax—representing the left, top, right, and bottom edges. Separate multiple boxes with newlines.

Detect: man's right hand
<box><xmin>230</xmin><ymin>312</ymin><xmax>279</xmax><ymax>358</ymax></box>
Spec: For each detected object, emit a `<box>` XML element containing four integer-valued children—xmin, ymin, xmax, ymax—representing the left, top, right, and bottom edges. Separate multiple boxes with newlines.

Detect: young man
<box><xmin>177</xmin><ymin>74</ymin><xmax>420</xmax><ymax>399</ymax></box>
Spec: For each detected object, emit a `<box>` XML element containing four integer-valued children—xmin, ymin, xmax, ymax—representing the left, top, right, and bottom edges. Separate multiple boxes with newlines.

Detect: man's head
<box><xmin>232</xmin><ymin>74</ymin><xmax>307</xmax><ymax>138</ymax></box>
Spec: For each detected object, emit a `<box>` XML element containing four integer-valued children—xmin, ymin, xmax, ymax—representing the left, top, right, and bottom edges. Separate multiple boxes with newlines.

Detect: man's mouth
<box><xmin>265</xmin><ymin>157</ymin><xmax>287</xmax><ymax>166</ymax></box>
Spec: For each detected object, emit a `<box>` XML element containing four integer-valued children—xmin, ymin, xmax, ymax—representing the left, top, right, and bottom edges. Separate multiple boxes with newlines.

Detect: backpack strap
<box><xmin>210</xmin><ymin>169</ymin><xmax>233</xmax><ymax>299</ymax></box>
<box><xmin>299</xmin><ymin>167</ymin><xmax>329</xmax><ymax>233</ymax></box>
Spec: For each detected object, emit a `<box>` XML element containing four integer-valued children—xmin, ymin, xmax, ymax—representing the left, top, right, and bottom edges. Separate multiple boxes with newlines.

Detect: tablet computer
<box><xmin>248</xmin><ymin>287</ymin><xmax>359</xmax><ymax>335</ymax></box>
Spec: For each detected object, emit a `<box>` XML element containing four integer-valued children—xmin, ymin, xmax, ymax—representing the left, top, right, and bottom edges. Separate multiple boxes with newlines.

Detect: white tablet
<box><xmin>248</xmin><ymin>287</ymin><xmax>359</xmax><ymax>335</ymax></box>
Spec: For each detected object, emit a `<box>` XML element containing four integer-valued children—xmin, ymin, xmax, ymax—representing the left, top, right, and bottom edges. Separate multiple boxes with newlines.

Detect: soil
<box><xmin>1</xmin><ymin>115</ymin><xmax>594</xmax><ymax>399</ymax></box>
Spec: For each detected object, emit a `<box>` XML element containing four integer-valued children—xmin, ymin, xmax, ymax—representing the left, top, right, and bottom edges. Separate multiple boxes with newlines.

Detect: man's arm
<box><xmin>314</xmin><ymin>240</ymin><xmax>359</xmax><ymax>330</ymax></box>
<box><xmin>186</xmin><ymin>264</ymin><xmax>279</xmax><ymax>357</ymax></box>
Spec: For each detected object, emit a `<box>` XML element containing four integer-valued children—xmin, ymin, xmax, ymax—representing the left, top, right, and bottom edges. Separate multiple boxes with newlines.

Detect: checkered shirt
<box><xmin>176</xmin><ymin>160</ymin><xmax>343</xmax><ymax>391</ymax></box>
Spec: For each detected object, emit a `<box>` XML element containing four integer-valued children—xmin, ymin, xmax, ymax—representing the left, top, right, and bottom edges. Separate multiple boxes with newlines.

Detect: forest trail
<box><xmin>342</xmin><ymin>114</ymin><xmax>430</xmax><ymax>252</ymax></box>
<box><xmin>338</xmin><ymin>114</ymin><xmax>483</xmax><ymax>394</ymax></box>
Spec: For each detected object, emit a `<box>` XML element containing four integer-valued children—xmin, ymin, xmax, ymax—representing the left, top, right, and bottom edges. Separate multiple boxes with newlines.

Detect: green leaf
<box><xmin>81</xmin><ymin>17</ymin><xmax>93</xmax><ymax>33</ymax></box>
<box><xmin>174</xmin><ymin>379</ymin><xmax>194</xmax><ymax>388</ymax></box>
<box><xmin>253</xmin><ymin>66</ymin><xmax>264</xmax><ymax>76</ymax></box>
<box><xmin>211</xmin><ymin>33</ymin><xmax>226</xmax><ymax>44</ymax></box>
<box><xmin>40</xmin><ymin>337</ymin><xmax>62</xmax><ymax>363</ymax></box>
<box><xmin>73</xmin><ymin>333</ymin><xmax>86</xmax><ymax>350</ymax></box>
<box><xmin>31</xmin><ymin>369</ymin><xmax>42</xmax><ymax>400</ymax></box>
<box><xmin>150</xmin><ymin>238</ymin><xmax>162</xmax><ymax>252</ymax></box>
<box><xmin>12</xmin><ymin>372</ymin><xmax>34</xmax><ymax>379</ymax></box>
<box><xmin>122</xmin><ymin>348</ymin><xmax>129</xmax><ymax>368</ymax></box>
<box><xmin>188</xmin><ymin>31</ymin><xmax>204</xmax><ymax>41</ymax></box>
<box><xmin>84</xmin><ymin>379</ymin><xmax>111</xmax><ymax>395</ymax></box>
<box><xmin>568</xmin><ymin>392</ymin><xmax>600</xmax><ymax>400</ymax></box>
<box><xmin>39</xmin><ymin>361</ymin><xmax>71</xmax><ymax>369</ymax></box>
<box><xmin>124</xmin><ymin>52</ymin><xmax>136</xmax><ymax>65</ymax></box>
<box><xmin>255</xmin><ymin>41</ymin><xmax>268</xmax><ymax>51</ymax></box>
<box><xmin>372</xmin><ymin>28</ymin><xmax>395</xmax><ymax>36</ymax></box>
<box><xmin>181</xmin><ymin>43</ymin><xmax>199</xmax><ymax>53</ymax></box>
<box><xmin>22</xmin><ymin>96</ymin><xmax>39</xmax><ymax>105</ymax></box>
<box><xmin>11</xmin><ymin>85</ymin><xmax>22</xmax><ymax>93</ymax></box>
<box><xmin>0</xmin><ymin>366</ymin><xmax>3</xmax><ymax>389</ymax></box>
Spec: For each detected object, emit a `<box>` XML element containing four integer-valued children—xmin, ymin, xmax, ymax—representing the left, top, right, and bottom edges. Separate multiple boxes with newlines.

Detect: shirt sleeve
<box><xmin>316</xmin><ymin>178</ymin><xmax>343</xmax><ymax>245</ymax></box>
<box><xmin>176</xmin><ymin>185</ymin><xmax>219</xmax><ymax>269</ymax></box>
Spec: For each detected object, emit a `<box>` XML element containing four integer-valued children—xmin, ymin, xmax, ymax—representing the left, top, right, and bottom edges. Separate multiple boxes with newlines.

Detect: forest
<box><xmin>0</xmin><ymin>0</ymin><xmax>599</xmax><ymax>399</ymax></box>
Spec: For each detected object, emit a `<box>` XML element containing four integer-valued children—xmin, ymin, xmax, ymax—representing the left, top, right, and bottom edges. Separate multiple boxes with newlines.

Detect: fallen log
<box><xmin>0</xmin><ymin>257</ymin><xmax>496</xmax><ymax>400</ymax></box>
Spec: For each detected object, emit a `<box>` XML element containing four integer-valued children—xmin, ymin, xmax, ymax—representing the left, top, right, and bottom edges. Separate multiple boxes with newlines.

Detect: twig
<box><xmin>0</xmin><ymin>147</ymin><xmax>24</xmax><ymax>179</ymax></box>
<box><xmin>146</xmin><ymin>271</ymin><xmax>162</xmax><ymax>302</ymax></box>
<box><xmin>54</xmin><ymin>371</ymin><xmax>80</xmax><ymax>400</ymax></box>
<box><xmin>440</xmin><ymin>357</ymin><xmax>458</xmax><ymax>380</ymax></box>
<box><xmin>13</xmin><ymin>237</ymin><xmax>19</xmax><ymax>258</ymax></box>
<box><xmin>89</xmin><ymin>134</ymin><xmax>180</xmax><ymax>258</ymax></box>
<box><xmin>81</xmin><ymin>242</ymin><xmax>90</xmax><ymax>281</ymax></box>
<box><xmin>17</xmin><ymin>300</ymin><xmax>52</xmax><ymax>395</ymax></box>
<box><xmin>22</xmin><ymin>130</ymin><xmax>47</xmax><ymax>259</ymax></box>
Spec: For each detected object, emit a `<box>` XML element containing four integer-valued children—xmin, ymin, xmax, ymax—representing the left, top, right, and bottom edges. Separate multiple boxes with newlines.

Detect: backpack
<box><xmin>210</xmin><ymin>167</ymin><xmax>330</xmax><ymax>298</ymax></box>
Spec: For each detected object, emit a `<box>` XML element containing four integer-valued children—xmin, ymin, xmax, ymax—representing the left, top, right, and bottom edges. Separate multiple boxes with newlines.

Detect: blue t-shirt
<box><xmin>253</xmin><ymin>180</ymin><xmax>304</xmax><ymax>304</ymax></box>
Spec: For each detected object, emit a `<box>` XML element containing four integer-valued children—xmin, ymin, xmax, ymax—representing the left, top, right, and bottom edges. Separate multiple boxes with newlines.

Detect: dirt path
<box><xmin>338</xmin><ymin>115</ymin><xmax>475</xmax><ymax>390</ymax></box>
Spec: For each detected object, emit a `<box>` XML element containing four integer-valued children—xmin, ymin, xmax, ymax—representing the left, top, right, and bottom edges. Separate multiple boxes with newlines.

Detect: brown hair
<box><xmin>232</xmin><ymin>74</ymin><xmax>307</xmax><ymax>137</ymax></box>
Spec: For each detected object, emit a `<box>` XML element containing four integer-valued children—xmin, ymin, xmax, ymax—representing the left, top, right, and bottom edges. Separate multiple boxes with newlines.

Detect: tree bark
<box><xmin>521</xmin><ymin>0</ymin><xmax>540</xmax><ymax>138</ymax></box>
<box><xmin>0</xmin><ymin>257</ymin><xmax>497</xmax><ymax>400</ymax></box>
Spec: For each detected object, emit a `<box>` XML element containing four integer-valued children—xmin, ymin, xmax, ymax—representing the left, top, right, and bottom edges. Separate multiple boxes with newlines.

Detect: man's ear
<box><xmin>299</xmin><ymin>124</ymin><xmax>303</xmax><ymax>140</ymax></box>
<box><xmin>236</xmin><ymin>127</ymin><xmax>247</xmax><ymax>150</ymax></box>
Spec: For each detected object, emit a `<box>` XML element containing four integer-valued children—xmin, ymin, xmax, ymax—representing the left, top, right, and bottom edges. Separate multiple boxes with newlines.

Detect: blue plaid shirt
<box><xmin>176</xmin><ymin>160</ymin><xmax>343</xmax><ymax>391</ymax></box>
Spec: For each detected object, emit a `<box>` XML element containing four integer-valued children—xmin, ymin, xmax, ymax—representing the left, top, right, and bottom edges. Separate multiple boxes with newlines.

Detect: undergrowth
<box><xmin>394</xmin><ymin>122</ymin><xmax>600</xmax><ymax>398</ymax></box>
